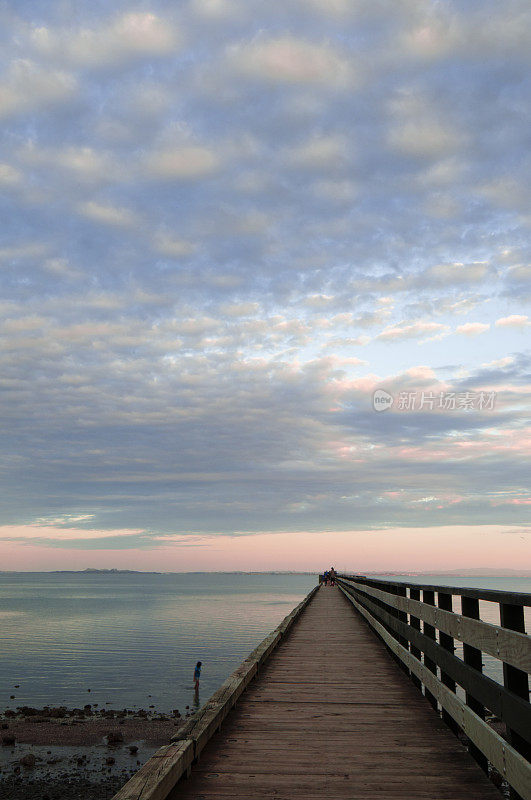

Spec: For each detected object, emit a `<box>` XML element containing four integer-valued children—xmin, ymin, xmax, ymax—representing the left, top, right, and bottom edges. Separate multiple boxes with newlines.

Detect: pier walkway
<box><xmin>168</xmin><ymin>586</ymin><xmax>500</xmax><ymax>799</ymax></box>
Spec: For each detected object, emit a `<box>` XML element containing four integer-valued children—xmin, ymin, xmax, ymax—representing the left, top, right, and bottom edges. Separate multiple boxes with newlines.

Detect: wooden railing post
<box><xmin>381</xmin><ymin>582</ymin><xmax>399</xmax><ymax>662</ymax></box>
<box><xmin>500</xmin><ymin>602</ymin><xmax>530</xmax><ymax>800</ymax></box>
<box><xmin>395</xmin><ymin>585</ymin><xmax>408</xmax><ymax>644</ymax></box>
<box><xmin>388</xmin><ymin>583</ymin><xmax>409</xmax><ymax>675</ymax></box>
<box><xmin>409</xmin><ymin>587</ymin><xmax>422</xmax><ymax>690</ymax></box>
<box><xmin>461</xmin><ymin>595</ymin><xmax>488</xmax><ymax>774</ymax></box>
<box><xmin>363</xmin><ymin>580</ymin><xmax>385</xmax><ymax>623</ymax></box>
<box><xmin>422</xmin><ymin>590</ymin><xmax>438</xmax><ymax>711</ymax></box>
<box><xmin>437</xmin><ymin>591</ymin><xmax>459</xmax><ymax>735</ymax></box>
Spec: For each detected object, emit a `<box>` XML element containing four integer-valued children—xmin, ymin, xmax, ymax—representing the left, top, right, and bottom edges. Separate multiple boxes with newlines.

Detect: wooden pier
<box><xmin>113</xmin><ymin>578</ymin><xmax>531</xmax><ymax>800</ymax></box>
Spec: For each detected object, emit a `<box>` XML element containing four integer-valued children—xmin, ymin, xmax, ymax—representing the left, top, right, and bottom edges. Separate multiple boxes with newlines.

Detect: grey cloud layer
<box><xmin>0</xmin><ymin>0</ymin><xmax>530</xmax><ymax>544</ymax></box>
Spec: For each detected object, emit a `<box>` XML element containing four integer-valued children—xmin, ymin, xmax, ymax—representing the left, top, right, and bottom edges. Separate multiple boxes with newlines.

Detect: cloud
<box><xmin>420</xmin><ymin>262</ymin><xmax>492</xmax><ymax>286</ymax></box>
<box><xmin>418</xmin><ymin>158</ymin><xmax>464</xmax><ymax>187</ymax></box>
<box><xmin>440</xmin><ymin>297</ymin><xmax>488</xmax><ymax>316</ymax></box>
<box><xmin>0</xmin><ymin>59</ymin><xmax>76</xmax><ymax>118</ymax></box>
<box><xmin>424</xmin><ymin>193</ymin><xmax>460</xmax><ymax>219</ymax></box>
<box><xmin>506</xmin><ymin>265</ymin><xmax>531</xmax><ymax>284</ymax></box>
<box><xmin>389</xmin><ymin>119</ymin><xmax>464</xmax><ymax>159</ymax></box>
<box><xmin>400</xmin><ymin>14</ymin><xmax>463</xmax><ymax>61</ymax></box>
<box><xmin>228</xmin><ymin>36</ymin><xmax>356</xmax><ymax>88</ymax></box>
<box><xmin>398</xmin><ymin>6</ymin><xmax>531</xmax><ymax>65</ymax></box>
<box><xmin>1</xmin><ymin>315</ymin><xmax>48</xmax><ymax>334</ymax></box>
<box><xmin>286</xmin><ymin>135</ymin><xmax>349</xmax><ymax>170</ymax></box>
<box><xmin>0</xmin><ymin>242</ymin><xmax>50</xmax><ymax>262</ymax></box>
<box><xmin>144</xmin><ymin>146</ymin><xmax>220</xmax><ymax>180</ymax></box>
<box><xmin>77</xmin><ymin>201</ymin><xmax>138</xmax><ymax>227</ymax></box>
<box><xmin>478</xmin><ymin>177</ymin><xmax>529</xmax><ymax>211</ymax></box>
<box><xmin>218</xmin><ymin>302</ymin><xmax>260</xmax><ymax>317</ymax></box>
<box><xmin>312</xmin><ymin>179</ymin><xmax>358</xmax><ymax>202</ymax></box>
<box><xmin>294</xmin><ymin>0</ymin><xmax>354</xmax><ymax>17</ymax></box>
<box><xmin>388</xmin><ymin>92</ymin><xmax>466</xmax><ymax>159</ymax></box>
<box><xmin>376</xmin><ymin>321</ymin><xmax>450</xmax><ymax>342</ymax></box>
<box><xmin>19</xmin><ymin>144</ymin><xmax>116</xmax><ymax>184</ymax></box>
<box><xmin>0</xmin><ymin>163</ymin><xmax>22</xmax><ymax>187</ymax></box>
<box><xmin>303</xmin><ymin>294</ymin><xmax>335</xmax><ymax>309</ymax></box>
<box><xmin>0</xmin><ymin>523</ymin><xmax>150</xmax><ymax>548</ymax></box>
<box><xmin>455</xmin><ymin>322</ymin><xmax>490</xmax><ymax>336</ymax></box>
<box><xmin>190</xmin><ymin>0</ymin><xmax>240</xmax><ymax>20</ymax></box>
<box><xmin>35</xmin><ymin>513</ymin><xmax>95</xmax><ymax>527</ymax></box>
<box><xmin>495</xmin><ymin>315</ymin><xmax>530</xmax><ymax>329</ymax></box>
<box><xmin>30</xmin><ymin>13</ymin><xmax>181</xmax><ymax>69</ymax></box>
<box><xmin>43</xmin><ymin>258</ymin><xmax>83</xmax><ymax>279</ymax></box>
<box><xmin>153</xmin><ymin>234</ymin><xmax>196</xmax><ymax>258</ymax></box>
<box><xmin>482</xmin><ymin>357</ymin><xmax>514</xmax><ymax>369</ymax></box>
<box><xmin>322</xmin><ymin>336</ymin><xmax>370</xmax><ymax>349</ymax></box>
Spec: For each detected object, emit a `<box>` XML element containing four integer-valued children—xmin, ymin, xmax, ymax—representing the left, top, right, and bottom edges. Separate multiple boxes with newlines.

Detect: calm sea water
<box><xmin>0</xmin><ymin>572</ymin><xmax>317</xmax><ymax>714</ymax></box>
<box><xmin>0</xmin><ymin>573</ymin><xmax>529</xmax><ymax>714</ymax></box>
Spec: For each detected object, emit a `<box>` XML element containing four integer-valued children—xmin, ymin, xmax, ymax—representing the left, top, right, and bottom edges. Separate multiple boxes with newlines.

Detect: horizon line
<box><xmin>1</xmin><ymin>568</ymin><xmax>531</xmax><ymax>576</ymax></box>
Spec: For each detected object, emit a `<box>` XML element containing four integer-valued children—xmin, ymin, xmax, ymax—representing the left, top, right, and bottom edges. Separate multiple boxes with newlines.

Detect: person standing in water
<box><xmin>194</xmin><ymin>661</ymin><xmax>202</xmax><ymax>692</ymax></box>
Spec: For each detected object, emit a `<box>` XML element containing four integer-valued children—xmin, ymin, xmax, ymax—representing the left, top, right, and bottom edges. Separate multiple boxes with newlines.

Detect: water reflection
<box><xmin>0</xmin><ymin>573</ymin><xmax>317</xmax><ymax>713</ymax></box>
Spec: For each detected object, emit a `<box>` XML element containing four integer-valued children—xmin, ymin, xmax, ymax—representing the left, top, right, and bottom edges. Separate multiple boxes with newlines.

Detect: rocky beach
<box><xmin>0</xmin><ymin>704</ymin><xmax>189</xmax><ymax>800</ymax></box>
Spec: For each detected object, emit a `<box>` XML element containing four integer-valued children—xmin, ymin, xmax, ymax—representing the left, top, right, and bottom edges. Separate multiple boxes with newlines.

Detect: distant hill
<box><xmin>420</xmin><ymin>568</ymin><xmax>531</xmax><ymax>577</ymax></box>
<box><xmin>52</xmin><ymin>568</ymin><xmax>162</xmax><ymax>574</ymax></box>
<box><xmin>362</xmin><ymin>569</ymin><xmax>531</xmax><ymax>578</ymax></box>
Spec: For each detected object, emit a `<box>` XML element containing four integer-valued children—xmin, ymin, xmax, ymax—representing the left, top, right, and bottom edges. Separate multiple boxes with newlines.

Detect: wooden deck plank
<box><xmin>168</xmin><ymin>586</ymin><xmax>501</xmax><ymax>800</ymax></box>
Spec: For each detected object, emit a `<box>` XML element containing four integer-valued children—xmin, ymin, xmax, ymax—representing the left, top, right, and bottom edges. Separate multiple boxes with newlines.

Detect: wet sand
<box><xmin>1</xmin><ymin>715</ymin><xmax>178</xmax><ymax>746</ymax></box>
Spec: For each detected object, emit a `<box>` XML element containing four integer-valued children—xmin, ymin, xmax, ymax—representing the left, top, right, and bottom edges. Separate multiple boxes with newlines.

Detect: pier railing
<box><xmin>336</xmin><ymin>575</ymin><xmax>531</xmax><ymax>800</ymax></box>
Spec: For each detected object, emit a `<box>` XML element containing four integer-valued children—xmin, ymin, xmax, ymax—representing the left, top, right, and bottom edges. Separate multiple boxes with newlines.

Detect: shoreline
<box><xmin>0</xmin><ymin>706</ymin><xmax>186</xmax><ymax>800</ymax></box>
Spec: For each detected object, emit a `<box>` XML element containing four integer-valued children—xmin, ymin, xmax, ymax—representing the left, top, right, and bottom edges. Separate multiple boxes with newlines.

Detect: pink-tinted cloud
<box><xmin>455</xmin><ymin>322</ymin><xmax>490</xmax><ymax>336</ymax></box>
<box><xmin>495</xmin><ymin>314</ymin><xmax>530</xmax><ymax>329</ymax></box>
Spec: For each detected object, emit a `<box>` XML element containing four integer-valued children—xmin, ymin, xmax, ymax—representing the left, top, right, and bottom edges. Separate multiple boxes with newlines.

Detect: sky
<box><xmin>0</xmin><ymin>0</ymin><xmax>530</xmax><ymax>572</ymax></box>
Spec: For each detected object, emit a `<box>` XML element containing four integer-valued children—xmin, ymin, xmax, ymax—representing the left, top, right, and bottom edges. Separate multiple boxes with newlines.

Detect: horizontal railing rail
<box><xmin>336</xmin><ymin>575</ymin><xmax>531</xmax><ymax>800</ymax></box>
<box><xmin>341</xmin><ymin>578</ymin><xmax>530</xmax><ymax>672</ymax></box>
<box><xmin>339</xmin><ymin>575</ymin><xmax>531</xmax><ymax>606</ymax></box>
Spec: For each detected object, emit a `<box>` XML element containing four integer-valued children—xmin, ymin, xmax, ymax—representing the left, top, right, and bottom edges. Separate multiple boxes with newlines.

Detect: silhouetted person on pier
<box><xmin>329</xmin><ymin>567</ymin><xmax>336</xmax><ymax>586</ymax></box>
